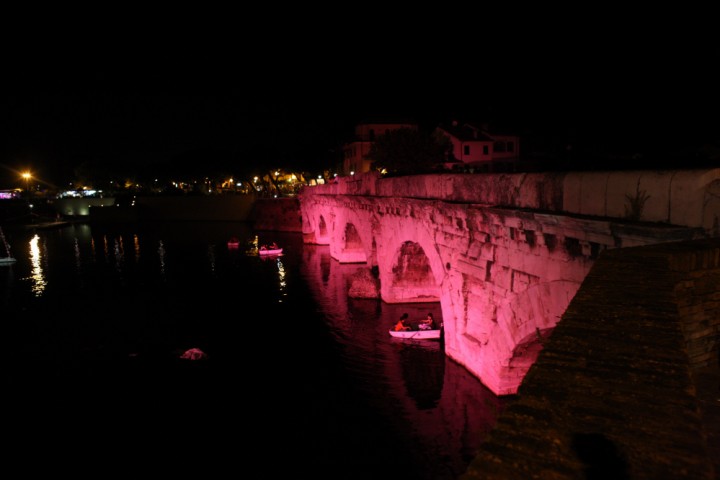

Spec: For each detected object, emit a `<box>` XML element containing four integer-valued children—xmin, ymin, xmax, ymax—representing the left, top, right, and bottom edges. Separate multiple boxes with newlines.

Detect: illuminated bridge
<box><xmin>298</xmin><ymin>170</ymin><xmax>716</xmax><ymax>395</ymax></box>
<box><xmin>298</xmin><ymin>170</ymin><xmax>720</xmax><ymax>478</ymax></box>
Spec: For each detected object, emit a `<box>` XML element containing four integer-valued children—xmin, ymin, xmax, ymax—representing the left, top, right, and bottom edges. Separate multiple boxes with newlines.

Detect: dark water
<box><xmin>0</xmin><ymin>221</ymin><xmax>509</xmax><ymax>478</ymax></box>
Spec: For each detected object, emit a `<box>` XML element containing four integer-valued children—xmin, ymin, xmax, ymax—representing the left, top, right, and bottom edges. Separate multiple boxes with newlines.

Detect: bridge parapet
<box><xmin>306</xmin><ymin>169</ymin><xmax>720</xmax><ymax>234</ymax></box>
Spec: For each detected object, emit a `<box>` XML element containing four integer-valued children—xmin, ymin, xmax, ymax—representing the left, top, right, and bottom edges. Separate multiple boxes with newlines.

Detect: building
<box><xmin>0</xmin><ymin>189</ymin><xmax>22</xmax><ymax>200</ymax></box>
<box><xmin>342</xmin><ymin>120</ymin><xmax>418</xmax><ymax>175</ymax></box>
<box><xmin>435</xmin><ymin>120</ymin><xmax>520</xmax><ymax>172</ymax></box>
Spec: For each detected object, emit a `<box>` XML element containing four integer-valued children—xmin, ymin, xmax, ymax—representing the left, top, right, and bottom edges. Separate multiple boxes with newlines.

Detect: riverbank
<box><xmin>49</xmin><ymin>194</ymin><xmax>302</xmax><ymax>230</ymax></box>
<box><xmin>1</xmin><ymin>212</ymin><xmax>79</xmax><ymax>231</ymax></box>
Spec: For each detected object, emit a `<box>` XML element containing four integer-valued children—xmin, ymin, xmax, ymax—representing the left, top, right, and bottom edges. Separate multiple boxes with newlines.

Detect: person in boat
<box><xmin>260</xmin><ymin>242</ymin><xmax>278</xmax><ymax>252</ymax></box>
<box><xmin>419</xmin><ymin>313</ymin><xmax>434</xmax><ymax>330</ymax></box>
<box><xmin>394</xmin><ymin>313</ymin><xmax>411</xmax><ymax>331</ymax></box>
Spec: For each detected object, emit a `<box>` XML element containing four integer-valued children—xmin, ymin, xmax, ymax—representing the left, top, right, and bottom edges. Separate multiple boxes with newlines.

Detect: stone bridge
<box><xmin>298</xmin><ymin>169</ymin><xmax>720</xmax><ymax>396</ymax></box>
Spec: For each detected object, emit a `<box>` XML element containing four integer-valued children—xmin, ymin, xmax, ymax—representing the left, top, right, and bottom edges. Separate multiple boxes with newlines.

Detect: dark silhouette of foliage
<box><xmin>367</xmin><ymin>127</ymin><xmax>452</xmax><ymax>175</ymax></box>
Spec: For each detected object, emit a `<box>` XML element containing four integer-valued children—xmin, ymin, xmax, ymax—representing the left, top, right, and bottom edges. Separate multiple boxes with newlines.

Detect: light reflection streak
<box><xmin>103</xmin><ymin>235</ymin><xmax>110</xmax><ymax>261</ymax></box>
<box><xmin>74</xmin><ymin>238</ymin><xmax>81</xmax><ymax>272</ymax></box>
<box><xmin>208</xmin><ymin>245</ymin><xmax>216</xmax><ymax>274</ymax></box>
<box><xmin>158</xmin><ymin>240</ymin><xmax>166</xmax><ymax>277</ymax></box>
<box><xmin>28</xmin><ymin>234</ymin><xmax>47</xmax><ymax>296</ymax></box>
<box><xmin>276</xmin><ymin>258</ymin><xmax>286</xmax><ymax>302</ymax></box>
<box><xmin>90</xmin><ymin>237</ymin><xmax>97</xmax><ymax>263</ymax></box>
<box><xmin>114</xmin><ymin>236</ymin><xmax>124</xmax><ymax>273</ymax></box>
<box><xmin>133</xmin><ymin>234</ymin><xmax>140</xmax><ymax>263</ymax></box>
<box><xmin>73</xmin><ymin>237</ymin><xmax>85</xmax><ymax>288</ymax></box>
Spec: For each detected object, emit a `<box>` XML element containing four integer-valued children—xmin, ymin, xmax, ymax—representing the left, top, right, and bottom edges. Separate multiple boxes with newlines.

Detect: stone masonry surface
<box><xmin>461</xmin><ymin>238</ymin><xmax>720</xmax><ymax>480</ymax></box>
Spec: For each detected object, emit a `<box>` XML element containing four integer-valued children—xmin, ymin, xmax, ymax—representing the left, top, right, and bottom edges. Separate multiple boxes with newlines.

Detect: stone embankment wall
<box><xmin>139</xmin><ymin>195</ymin><xmax>256</xmax><ymax>221</ymax></box>
<box><xmin>54</xmin><ymin>197</ymin><xmax>115</xmax><ymax>216</ymax></box>
<box><xmin>55</xmin><ymin>194</ymin><xmax>303</xmax><ymax>229</ymax></box>
<box><xmin>249</xmin><ymin>197</ymin><xmax>302</xmax><ymax>232</ymax></box>
<box><xmin>461</xmin><ymin>238</ymin><xmax>720</xmax><ymax>480</ymax></box>
<box><xmin>55</xmin><ymin>195</ymin><xmax>256</xmax><ymax>221</ymax></box>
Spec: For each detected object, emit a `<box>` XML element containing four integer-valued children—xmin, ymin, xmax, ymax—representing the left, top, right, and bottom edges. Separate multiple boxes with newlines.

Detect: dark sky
<box><xmin>2</xmin><ymin>22</ymin><xmax>719</xmax><ymax>190</ymax></box>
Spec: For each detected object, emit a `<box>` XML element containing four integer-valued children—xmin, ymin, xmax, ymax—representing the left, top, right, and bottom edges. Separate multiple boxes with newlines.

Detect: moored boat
<box><xmin>258</xmin><ymin>246</ymin><xmax>283</xmax><ymax>256</ymax></box>
<box><xmin>0</xmin><ymin>256</ymin><xmax>16</xmax><ymax>265</ymax></box>
<box><xmin>0</xmin><ymin>227</ymin><xmax>16</xmax><ymax>265</ymax></box>
<box><xmin>227</xmin><ymin>237</ymin><xmax>241</xmax><ymax>249</ymax></box>
<box><xmin>388</xmin><ymin>328</ymin><xmax>441</xmax><ymax>340</ymax></box>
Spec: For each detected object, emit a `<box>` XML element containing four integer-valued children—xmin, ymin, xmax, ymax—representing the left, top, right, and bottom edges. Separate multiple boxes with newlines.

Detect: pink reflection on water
<box><xmin>299</xmin><ymin>243</ymin><xmax>511</xmax><ymax>478</ymax></box>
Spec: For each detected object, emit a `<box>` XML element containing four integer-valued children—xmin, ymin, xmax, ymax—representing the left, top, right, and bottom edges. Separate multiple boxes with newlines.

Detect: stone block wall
<box><xmin>461</xmin><ymin>238</ymin><xmax>720</xmax><ymax>480</ymax></box>
<box><xmin>250</xmin><ymin>197</ymin><xmax>303</xmax><ymax>232</ymax></box>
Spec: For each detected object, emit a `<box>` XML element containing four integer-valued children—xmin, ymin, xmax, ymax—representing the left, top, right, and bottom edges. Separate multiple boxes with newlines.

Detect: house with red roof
<box><xmin>435</xmin><ymin>120</ymin><xmax>520</xmax><ymax>172</ymax></box>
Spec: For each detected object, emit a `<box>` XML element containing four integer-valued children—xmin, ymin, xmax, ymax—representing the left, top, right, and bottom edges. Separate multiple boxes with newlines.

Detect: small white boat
<box><xmin>258</xmin><ymin>246</ymin><xmax>283</xmax><ymax>256</ymax></box>
<box><xmin>0</xmin><ymin>256</ymin><xmax>17</xmax><ymax>265</ymax></box>
<box><xmin>0</xmin><ymin>227</ymin><xmax>16</xmax><ymax>266</ymax></box>
<box><xmin>388</xmin><ymin>329</ymin><xmax>441</xmax><ymax>340</ymax></box>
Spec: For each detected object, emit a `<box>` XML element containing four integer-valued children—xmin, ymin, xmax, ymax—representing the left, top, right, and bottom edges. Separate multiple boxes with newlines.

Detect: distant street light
<box><xmin>22</xmin><ymin>172</ymin><xmax>32</xmax><ymax>195</ymax></box>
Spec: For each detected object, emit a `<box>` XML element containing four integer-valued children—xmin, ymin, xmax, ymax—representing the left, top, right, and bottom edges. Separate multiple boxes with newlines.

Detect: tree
<box><xmin>366</xmin><ymin>127</ymin><xmax>452</xmax><ymax>176</ymax></box>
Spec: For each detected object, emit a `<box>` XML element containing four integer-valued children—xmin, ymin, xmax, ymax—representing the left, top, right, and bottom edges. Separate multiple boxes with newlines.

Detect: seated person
<box><xmin>419</xmin><ymin>313</ymin><xmax>434</xmax><ymax>330</ymax></box>
<box><xmin>394</xmin><ymin>314</ymin><xmax>411</xmax><ymax>331</ymax></box>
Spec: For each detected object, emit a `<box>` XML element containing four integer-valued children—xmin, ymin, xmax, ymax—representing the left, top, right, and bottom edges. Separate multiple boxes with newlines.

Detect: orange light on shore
<box><xmin>22</xmin><ymin>172</ymin><xmax>32</xmax><ymax>192</ymax></box>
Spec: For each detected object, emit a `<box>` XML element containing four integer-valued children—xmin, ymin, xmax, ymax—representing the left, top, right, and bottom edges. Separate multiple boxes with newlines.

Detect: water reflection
<box><xmin>393</xmin><ymin>339</ymin><xmax>444</xmax><ymax>410</ymax></box>
<box><xmin>113</xmin><ymin>236</ymin><xmax>124</xmax><ymax>274</ymax></box>
<box><xmin>299</xmin><ymin>243</ymin><xmax>509</xmax><ymax>479</ymax></box>
<box><xmin>132</xmin><ymin>234</ymin><xmax>140</xmax><ymax>263</ymax></box>
<box><xmin>158</xmin><ymin>240</ymin><xmax>166</xmax><ymax>278</ymax></box>
<box><xmin>0</xmin><ymin>225</ymin><xmax>508</xmax><ymax>479</ymax></box>
<box><xmin>276</xmin><ymin>258</ymin><xmax>287</xmax><ymax>302</ymax></box>
<box><xmin>207</xmin><ymin>244</ymin><xmax>216</xmax><ymax>274</ymax></box>
<box><xmin>73</xmin><ymin>237</ymin><xmax>81</xmax><ymax>272</ymax></box>
<box><xmin>28</xmin><ymin>234</ymin><xmax>46</xmax><ymax>296</ymax></box>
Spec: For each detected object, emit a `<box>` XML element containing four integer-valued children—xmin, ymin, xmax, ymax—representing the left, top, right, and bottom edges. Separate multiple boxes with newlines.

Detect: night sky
<box><xmin>2</xmin><ymin>23</ymin><xmax>719</xmax><ymax>190</ymax></box>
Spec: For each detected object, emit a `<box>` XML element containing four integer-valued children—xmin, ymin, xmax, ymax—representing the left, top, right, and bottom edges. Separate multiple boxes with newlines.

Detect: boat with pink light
<box><xmin>258</xmin><ymin>245</ymin><xmax>283</xmax><ymax>256</ymax></box>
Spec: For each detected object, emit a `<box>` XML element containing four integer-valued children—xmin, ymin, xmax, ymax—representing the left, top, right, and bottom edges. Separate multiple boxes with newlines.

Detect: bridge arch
<box><xmin>300</xmin><ymin>201</ymin><xmax>332</xmax><ymax>245</ymax></box>
<box><xmin>328</xmin><ymin>205</ymin><xmax>375</xmax><ymax>264</ymax></box>
<box><xmin>383</xmin><ymin>241</ymin><xmax>440</xmax><ymax>303</ymax></box>
<box><xmin>376</xmin><ymin>214</ymin><xmax>447</xmax><ymax>304</ymax></box>
<box><xmin>324</xmin><ymin>204</ymin><xmax>447</xmax><ymax>305</ymax></box>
